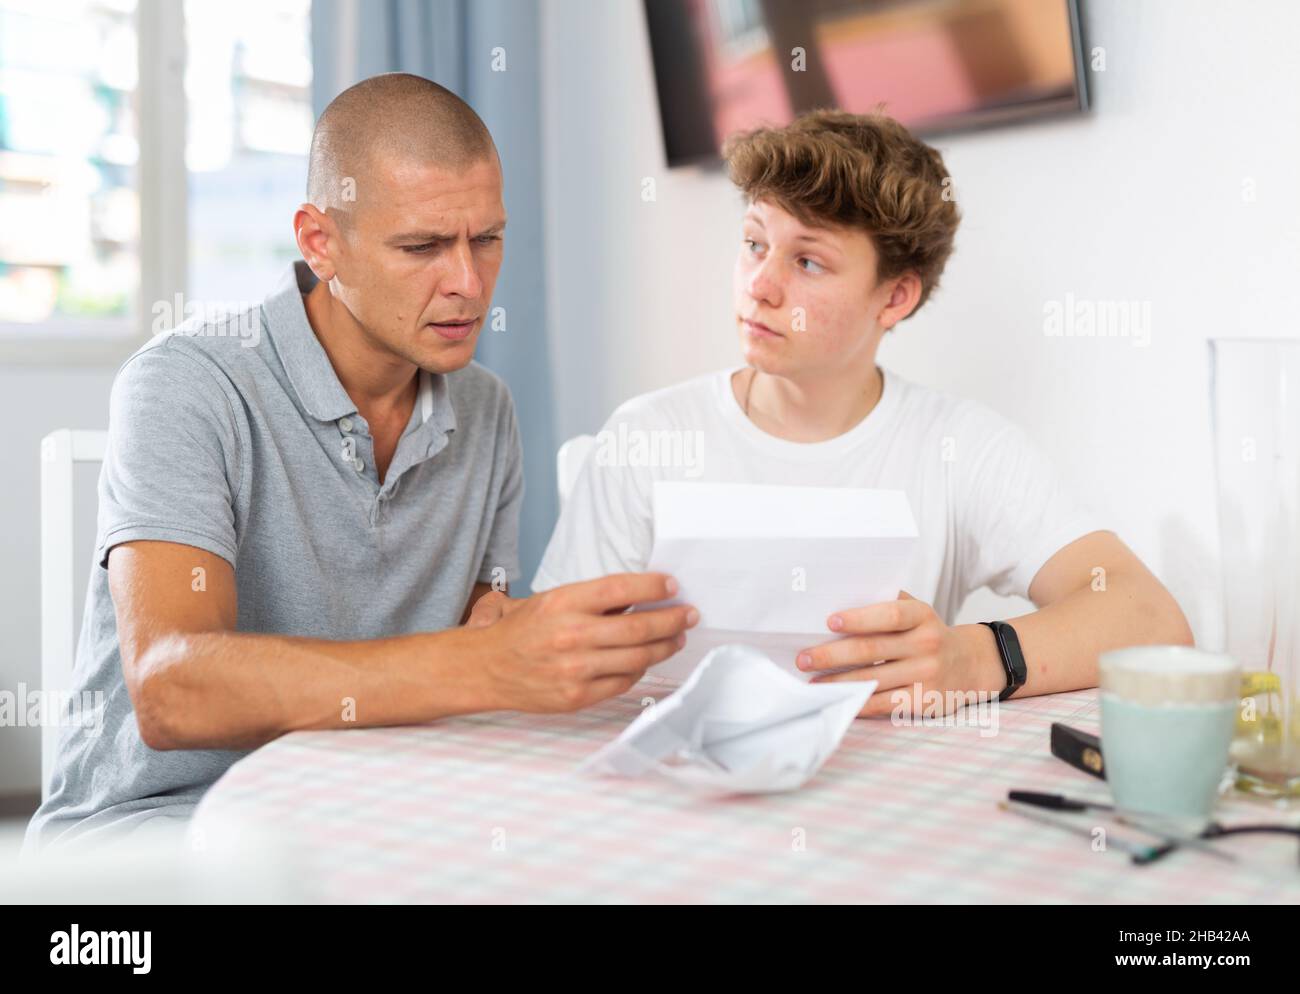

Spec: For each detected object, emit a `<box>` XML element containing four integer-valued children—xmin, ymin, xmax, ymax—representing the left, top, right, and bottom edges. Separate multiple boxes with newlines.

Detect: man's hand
<box><xmin>796</xmin><ymin>591</ymin><xmax>1004</xmax><ymax>718</ymax></box>
<box><xmin>466</xmin><ymin>572</ymin><xmax>698</xmax><ymax>713</ymax></box>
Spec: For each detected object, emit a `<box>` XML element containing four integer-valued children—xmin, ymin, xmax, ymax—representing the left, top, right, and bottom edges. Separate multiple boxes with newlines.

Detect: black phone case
<box><xmin>1050</xmin><ymin>722</ymin><xmax>1106</xmax><ymax>780</ymax></box>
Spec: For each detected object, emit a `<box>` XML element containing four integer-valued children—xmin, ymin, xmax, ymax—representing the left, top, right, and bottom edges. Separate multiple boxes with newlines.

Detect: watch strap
<box><xmin>980</xmin><ymin>620</ymin><xmax>1028</xmax><ymax>701</ymax></box>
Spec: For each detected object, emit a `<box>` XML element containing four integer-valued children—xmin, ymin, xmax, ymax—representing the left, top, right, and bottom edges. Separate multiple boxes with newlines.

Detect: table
<box><xmin>190</xmin><ymin>683</ymin><xmax>1300</xmax><ymax>903</ymax></box>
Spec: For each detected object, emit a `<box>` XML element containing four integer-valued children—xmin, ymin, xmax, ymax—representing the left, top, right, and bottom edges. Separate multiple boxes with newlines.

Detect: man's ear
<box><xmin>294</xmin><ymin>203</ymin><xmax>338</xmax><ymax>282</ymax></box>
<box><xmin>878</xmin><ymin>272</ymin><xmax>923</xmax><ymax>331</ymax></box>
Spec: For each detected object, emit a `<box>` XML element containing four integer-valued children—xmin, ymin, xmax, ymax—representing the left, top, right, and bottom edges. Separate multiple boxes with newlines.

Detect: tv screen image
<box><xmin>645</xmin><ymin>0</ymin><xmax>1089</xmax><ymax>166</ymax></box>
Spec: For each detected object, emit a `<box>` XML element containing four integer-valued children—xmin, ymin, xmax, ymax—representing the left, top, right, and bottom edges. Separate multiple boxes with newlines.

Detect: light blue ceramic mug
<box><xmin>1099</xmin><ymin>645</ymin><xmax>1240</xmax><ymax>833</ymax></box>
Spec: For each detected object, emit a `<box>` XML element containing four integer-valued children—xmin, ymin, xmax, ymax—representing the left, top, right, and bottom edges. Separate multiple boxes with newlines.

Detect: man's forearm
<box><xmin>954</xmin><ymin>570</ymin><xmax>1195</xmax><ymax>698</ymax></box>
<box><xmin>130</xmin><ymin>626</ymin><xmax>490</xmax><ymax>751</ymax></box>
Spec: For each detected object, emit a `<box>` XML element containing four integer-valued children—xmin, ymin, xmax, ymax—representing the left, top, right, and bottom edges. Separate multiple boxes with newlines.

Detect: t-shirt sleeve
<box><xmin>477</xmin><ymin>391</ymin><xmax>524</xmax><ymax>586</ymax></box>
<box><xmin>96</xmin><ymin>341</ymin><xmax>244</xmax><ymax>569</ymax></box>
<box><xmin>531</xmin><ymin>407</ymin><xmax>655</xmax><ymax>593</ymax></box>
<box><xmin>954</xmin><ymin>412</ymin><xmax>1113</xmax><ymax>602</ymax></box>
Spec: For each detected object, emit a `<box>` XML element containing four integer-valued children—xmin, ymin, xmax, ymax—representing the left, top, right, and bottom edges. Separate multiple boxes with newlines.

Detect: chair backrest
<box><xmin>39</xmin><ymin>429</ymin><xmax>107</xmax><ymax>803</ymax></box>
<box><xmin>556</xmin><ymin>434</ymin><xmax>596</xmax><ymax>508</ymax></box>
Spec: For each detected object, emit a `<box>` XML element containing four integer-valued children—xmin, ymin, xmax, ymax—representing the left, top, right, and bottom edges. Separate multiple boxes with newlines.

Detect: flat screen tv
<box><xmin>644</xmin><ymin>0</ymin><xmax>1089</xmax><ymax>167</ymax></box>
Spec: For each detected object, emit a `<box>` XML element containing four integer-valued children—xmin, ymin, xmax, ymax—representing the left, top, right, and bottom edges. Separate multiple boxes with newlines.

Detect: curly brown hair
<box><xmin>723</xmin><ymin>109</ymin><xmax>961</xmax><ymax>316</ymax></box>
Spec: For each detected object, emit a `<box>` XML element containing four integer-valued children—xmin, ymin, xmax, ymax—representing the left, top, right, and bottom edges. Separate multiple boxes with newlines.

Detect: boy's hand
<box><xmin>796</xmin><ymin>591</ymin><xmax>1004</xmax><ymax>717</ymax></box>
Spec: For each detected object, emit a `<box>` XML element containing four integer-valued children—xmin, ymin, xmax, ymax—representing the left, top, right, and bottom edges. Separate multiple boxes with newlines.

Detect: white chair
<box><xmin>39</xmin><ymin>429</ymin><xmax>107</xmax><ymax>803</ymax></box>
<box><xmin>556</xmin><ymin>434</ymin><xmax>596</xmax><ymax>507</ymax></box>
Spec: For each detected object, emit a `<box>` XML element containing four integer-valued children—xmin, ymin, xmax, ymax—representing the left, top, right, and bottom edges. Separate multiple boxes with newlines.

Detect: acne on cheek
<box><xmin>789</xmin><ymin>302</ymin><xmax>830</xmax><ymax>337</ymax></box>
<box><xmin>794</xmin><ymin>306</ymin><xmax>866</xmax><ymax>356</ymax></box>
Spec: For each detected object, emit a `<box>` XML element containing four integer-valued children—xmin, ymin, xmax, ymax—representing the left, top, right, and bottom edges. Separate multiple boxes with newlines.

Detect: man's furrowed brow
<box><xmin>386</xmin><ymin>221</ymin><xmax>506</xmax><ymax>245</ymax></box>
<box><xmin>386</xmin><ymin>230</ymin><xmax>456</xmax><ymax>246</ymax></box>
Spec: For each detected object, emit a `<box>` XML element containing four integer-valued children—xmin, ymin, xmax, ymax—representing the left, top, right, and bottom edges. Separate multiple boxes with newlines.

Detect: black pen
<box><xmin>997</xmin><ymin>800</ymin><xmax>1162</xmax><ymax>864</ymax></box>
<box><xmin>1009</xmin><ymin>790</ymin><xmax>1112</xmax><ymax>812</ymax></box>
<box><xmin>1006</xmin><ymin>790</ymin><xmax>1236</xmax><ymax>863</ymax></box>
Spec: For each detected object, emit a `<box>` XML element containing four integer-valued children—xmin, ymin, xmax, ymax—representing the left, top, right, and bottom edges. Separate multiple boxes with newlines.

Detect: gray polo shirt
<box><xmin>26</xmin><ymin>261</ymin><xmax>523</xmax><ymax>849</ymax></box>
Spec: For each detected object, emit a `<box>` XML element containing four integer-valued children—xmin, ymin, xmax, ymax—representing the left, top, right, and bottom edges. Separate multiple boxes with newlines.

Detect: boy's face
<box><xmin>732</xmin><ymin>198</ymin><xmax>906</xmax><ymax>379</ymax></box>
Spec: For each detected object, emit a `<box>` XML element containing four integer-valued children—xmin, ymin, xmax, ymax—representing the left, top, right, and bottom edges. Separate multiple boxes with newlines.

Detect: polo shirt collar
<box><xmin>419</xmin><ymin>365</ymin><xmax>459</xmax><ymax>440</ymax></box>
<box><xmin>264</xmin><ymin>262</ymin><xmax>457</xmax><ymax>440</ymax></box>
<box><xmin>401</xmin><ymin>368</ymin><xmax>459</xmax><ymax>442</ymax></box>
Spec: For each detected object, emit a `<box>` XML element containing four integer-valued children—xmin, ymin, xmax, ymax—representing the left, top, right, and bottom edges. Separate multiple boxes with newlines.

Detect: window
<box><xmin>0</xmin><ymin>0</ymin><xmax>139</xmax><ymax>338</ymax></box>
<box><xmin>0</xmin><ymin>0</ymin><xmax>313</xmax><ymax>358</ymax></box>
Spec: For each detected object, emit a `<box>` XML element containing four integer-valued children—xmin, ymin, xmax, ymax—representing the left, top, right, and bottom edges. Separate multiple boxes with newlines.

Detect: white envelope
<box><xmin>579</xmin><ymin>644</ymin><xmax>876</xmax><ymax>793</ymax></box>
<box><xmin>642</xmin><ymin>481</ymin><xmax>918</xmax><ymax>682</ymax></box>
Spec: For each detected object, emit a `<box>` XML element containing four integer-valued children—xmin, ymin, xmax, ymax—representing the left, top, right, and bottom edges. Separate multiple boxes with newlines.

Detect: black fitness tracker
<box><xmin>980</xmin><ymin>620</ymin><xmax>1028</xmax><ymax>701</ymax></box>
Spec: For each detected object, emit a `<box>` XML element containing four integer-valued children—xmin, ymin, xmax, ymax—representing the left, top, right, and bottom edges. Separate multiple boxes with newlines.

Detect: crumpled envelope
<box><xmin>577</xmin><ymin>643</ymin><xmax>877</xmax><ymax>793</ymax></box>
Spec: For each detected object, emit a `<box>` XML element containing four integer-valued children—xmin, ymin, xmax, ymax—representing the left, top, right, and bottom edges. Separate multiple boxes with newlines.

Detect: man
<box><xmin>27</xmin><ymin>73</ymin><xmax>696</xmax><ymax>849</ymax></box>
<box><xmin>534</xmin><ymin>110</ymin><xmax>1193</xmax><ymax>715</ymax></box>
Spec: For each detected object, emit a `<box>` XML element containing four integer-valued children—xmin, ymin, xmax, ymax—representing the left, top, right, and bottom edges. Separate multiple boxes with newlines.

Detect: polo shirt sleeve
<box><xmin>96</xmin><ymin>341</ymin><xmax>243</xmax><ymax>570</ymax></box>
<box><xmin>953</xmin><ymin>407</ymin><xmax>1113</xmax><ymax>602</ymax></box>
<box><xmin>477</xmin><ymin>393</ymin><xmax>524</xmax><ymax>586</ymax></box>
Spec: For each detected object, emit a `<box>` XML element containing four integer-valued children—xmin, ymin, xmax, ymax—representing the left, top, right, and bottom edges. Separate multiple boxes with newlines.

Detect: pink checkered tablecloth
<box><xmin>190</xmin><ymin>682</ymin><xmax>1300</xmax><ymax>903</ymax></box>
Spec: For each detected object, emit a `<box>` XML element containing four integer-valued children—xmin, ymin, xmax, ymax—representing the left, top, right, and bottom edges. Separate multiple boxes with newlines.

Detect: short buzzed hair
<box><xmin>306</xmin><ymin>72</ymin><xmax>497</xmax><ymax>212</ymax></box>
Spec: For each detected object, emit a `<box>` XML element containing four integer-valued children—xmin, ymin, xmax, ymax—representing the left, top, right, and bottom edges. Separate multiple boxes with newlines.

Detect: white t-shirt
<box><xmin>533</xmin><ymin>364</ymin><xmax>1111</xmax><ymax>622</ymax></box>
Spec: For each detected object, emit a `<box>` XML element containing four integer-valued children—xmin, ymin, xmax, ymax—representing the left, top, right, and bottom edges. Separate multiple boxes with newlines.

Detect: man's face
<box><xmin>331</xmin><ymin>154</ymin><xmax>506</xmax><ymax>373</ymax></box>
<box><xmin>732</xmin><ymin>198</ymin><xmax>889</xmax><ymax>378</ymax></box>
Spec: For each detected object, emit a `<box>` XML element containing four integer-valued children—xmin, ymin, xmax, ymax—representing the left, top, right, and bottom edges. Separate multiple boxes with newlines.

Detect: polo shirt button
<box><xmin>339</xmin><ymin>416</ymin><xmax>353</xmax><ymax>433</ymax></box>
<box><xmin>352</xmin><ymin>457</ymin><xmax>364</xmax><ymax>472</ymax></box>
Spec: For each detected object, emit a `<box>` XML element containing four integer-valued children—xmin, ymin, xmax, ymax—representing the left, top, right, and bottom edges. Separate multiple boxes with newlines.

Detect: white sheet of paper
<box><xmin>642</xmin><ymin>482</ymin><xmax>918</xmax><ymax>682</ymax></box>
<box><xmin>579</xmin><ymin>643</ymin><xmax>876</xmax><ymax>793</ymax></box>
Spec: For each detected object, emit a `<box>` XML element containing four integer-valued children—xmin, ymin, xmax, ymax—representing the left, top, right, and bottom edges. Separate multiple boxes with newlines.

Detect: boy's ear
<box><xmin>879</xmin><ymin>272</ymin><xmax>923</xmax><ymax>330</ymax></box>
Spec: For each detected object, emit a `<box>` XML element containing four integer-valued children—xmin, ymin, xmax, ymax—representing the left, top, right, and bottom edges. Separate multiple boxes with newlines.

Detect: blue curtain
<box><xmin>311</xmin><ymin>0</ymin><xmax>557</xmax><ymax>594</ymax></box>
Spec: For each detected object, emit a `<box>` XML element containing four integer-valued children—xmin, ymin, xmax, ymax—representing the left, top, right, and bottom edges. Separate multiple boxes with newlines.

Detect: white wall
<box><xmin>0</xmin><ymin>366</ymin><xmax>116</xmax><ymax>796</ymax></box>
<box><xmin>540</xmin><ymin>0</ymin><xmax>1300</xmax><ymax>643</ymax></box>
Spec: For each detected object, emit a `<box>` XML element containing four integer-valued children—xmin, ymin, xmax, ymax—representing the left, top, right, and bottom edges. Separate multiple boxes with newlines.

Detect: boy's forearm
<box><xmin>131</xmin><ymin>625</ymin><xmax>493</xmax><ymax>751</ymax></box>
<box><xmin>956</xmin><ymin>571</ymin><xmax>1194</xmax><ymax>699</ymax></box>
